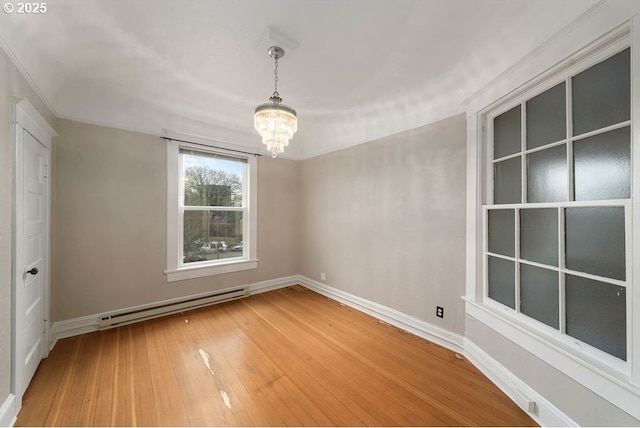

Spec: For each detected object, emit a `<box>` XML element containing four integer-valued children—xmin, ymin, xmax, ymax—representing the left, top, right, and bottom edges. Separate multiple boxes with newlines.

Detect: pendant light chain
<box><xmin>273</xmin><ymin>55</ymin><xmax>279</xmax><ymax>97</ymax></box>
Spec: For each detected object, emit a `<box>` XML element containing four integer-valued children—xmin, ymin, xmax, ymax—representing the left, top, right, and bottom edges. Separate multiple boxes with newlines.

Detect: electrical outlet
<box><xmin>436</xmin><ymin>306</ymin><xmax>444</xmax><ymax>318</ymax></box>
<box><xmin>320</xmin><ymin>272</ymin><xmax>326</xmax><ymax>281</ymax></box>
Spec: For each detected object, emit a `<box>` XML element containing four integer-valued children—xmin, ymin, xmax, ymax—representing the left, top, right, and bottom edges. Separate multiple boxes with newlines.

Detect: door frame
<box><xmin>11</xmin><ymin>98</ymin><xmax>56</xmax><ymax>414</ymax></box>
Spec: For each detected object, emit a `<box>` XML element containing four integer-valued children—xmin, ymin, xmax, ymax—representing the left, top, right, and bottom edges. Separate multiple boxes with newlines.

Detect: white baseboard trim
<box><xmin>248</xmin><ymin>275</ymin><xmax>300</xmax><ymax>295</ymax></box>
<box><xmin>464</xmin><ymin>338</ymin><xmax>577</xmax><ymax>427</ymax></box>
<box><xmin>50</xmin><ymin>275</ymin><xmax>299</xmax><ymax>346</ymax></box>
<box><xmin>297</xmin><ymin>275</ymin><xmax>464</xmax><ymax>354</ymax></box>
<box><xmin>49</xmin><ymin>313</ymin><xmax>100</xmax><ymax>348</ymax></box>
<box><xmin>0</xmin><ymin>394</ymin><xmax>17</xmax><ymax>427</ymax></box>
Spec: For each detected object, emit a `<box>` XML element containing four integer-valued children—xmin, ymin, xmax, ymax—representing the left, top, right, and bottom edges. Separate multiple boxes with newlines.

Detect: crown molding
<box><xmin>463</xmin><ymin>0</ymin><xmax>621</xmax><ymax>115</ymax></box>
<box><xmin>0</xmin><ymin>33</ymin><xmax>57</xmax><ymax>117</ymax></box>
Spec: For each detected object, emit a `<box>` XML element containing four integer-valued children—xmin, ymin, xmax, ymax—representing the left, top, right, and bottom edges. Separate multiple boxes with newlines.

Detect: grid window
<box><xmin>485</xmin><ymin>47</ymin><xmax>631</xmax><ymax>361</ymax></box>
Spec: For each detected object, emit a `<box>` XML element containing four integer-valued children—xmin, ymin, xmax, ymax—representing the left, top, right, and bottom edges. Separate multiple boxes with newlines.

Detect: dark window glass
<box><xmin>520</xmin><ymin>264</ymin><xmax>559</xmax><ymax>329</ymax></box>
<box><xmin>526</xmin><ymin>82</ymin><xmax>566</xmax><ymax>149</ymax></box>
<box><xmin>573</xmin><ymin>126</ymin><xmax>630</xmax><ymax>201</ymax></box>
<box><xmin>494</xmin><ymin>105</ymin><xmax>521</xmax><ymax>159</ymax></box>
<box><xmin>527</xmin><ymin>145</ymin><xmax>567</xmax><ymax>203</ymax></box>
<box><xmin>488</xmin><ymin>209</ymin><xmax>515</xmax><ymax>257</ymax></box>
<box><xmin>572</xmin><ymin>48</ymin><xmax>630</xmax><ymax>136</ymax></box>
<box><xmin>565</xmin><ymin>207</ymin><xmax>625</xmax><ymax>280</ymax></box>
<box><xmin>520</xmin><ymin>208</ymin><xmax>558</xmax><ymax>266</ymax></box>
<box><xmin>494</xmin><ymin>157</ymin><xmax>521</xmax><ymax>204</ymax></box>
<box><xmin>566</xmin><ymin>275</ymin><xmax>626</xmax><ymax>360</ymax></box>
<box><xmin>488</xmin><ymin>256</ymin><xmax>515</xmax><ymax>309</ymax></box>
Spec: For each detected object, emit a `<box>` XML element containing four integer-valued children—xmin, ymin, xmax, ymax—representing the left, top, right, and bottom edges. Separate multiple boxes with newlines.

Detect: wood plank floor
<box><xmin>16</xmin><ymin>286</ymin><xmax>536</xmax><ymax>426</ymax></box>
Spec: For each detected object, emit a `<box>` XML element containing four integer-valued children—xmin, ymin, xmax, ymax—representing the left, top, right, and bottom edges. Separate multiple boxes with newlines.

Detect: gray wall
<box><xmin>0</xmin><ymin>48</ymin><xmax>56</xmax><ymax>408</ymax></box>
<box><xmin>53</xmin><ymin>119</ymin><xmax>299</xmax><ymax>320</ymax></box>
<box><xmin>466</xmin><ymin>316</ymin><xmax>640</xmax><ymax>426</ymax></box>
<box><xmin>299</xmin><ymin>114</ymin><xmax>467</xmax><ymax>334</ymax></box>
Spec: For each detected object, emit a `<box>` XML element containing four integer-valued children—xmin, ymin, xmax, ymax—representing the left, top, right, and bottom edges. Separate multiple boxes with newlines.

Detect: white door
<box><xmin>15</xmin><ymin>129</ymin><xmax>47</xmax><ymax>400</ymax></box>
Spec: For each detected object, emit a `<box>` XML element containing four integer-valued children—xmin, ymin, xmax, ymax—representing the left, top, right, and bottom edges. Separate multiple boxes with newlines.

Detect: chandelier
<box><xmin>254</xmin><ymin>46</ymin><xmax>297</xmax><ymax>158</ymax></box>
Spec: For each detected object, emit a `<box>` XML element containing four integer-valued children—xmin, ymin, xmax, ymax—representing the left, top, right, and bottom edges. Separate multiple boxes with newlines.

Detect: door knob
<box><xmin>26</xmin><ymin>267</ymin><xmax>38</xmax><ymax>276</ymax></box>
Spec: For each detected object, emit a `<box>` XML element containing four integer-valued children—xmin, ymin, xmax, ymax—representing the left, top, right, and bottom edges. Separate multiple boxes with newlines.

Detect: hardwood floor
<box><xmin>16</xmin><ymin>286</ymin><xmax>536</xmax><ymax>426</ymax></box>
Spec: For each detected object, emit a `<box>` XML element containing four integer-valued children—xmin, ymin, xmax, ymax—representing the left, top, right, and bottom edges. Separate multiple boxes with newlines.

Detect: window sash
<box><xmin>166</xmin><ymin>140</ymin><xmax>257</xmax><ymax>281</ymax></box>
<box><xmin>481</xmin><ymin>43</ymin><xmax>633</xmax><ymax>369</ymax></box>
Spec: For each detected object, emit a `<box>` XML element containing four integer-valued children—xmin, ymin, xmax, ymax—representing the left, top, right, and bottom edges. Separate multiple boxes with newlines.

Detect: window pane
<box><xmin>573</xmin><ymin>126</ymin><xmax>631</xmax><ymax>201</ymax></box>
<box><xmin>183</xmin><ymin>210</ymin><xmax>244</xmax><ymax>264</ymax></box>
<box><xmin>488</xmin><ymin>209</ymin><xmax>515</xmax><ymax>257</ymax></box>
<box><xmin>566</xmin><ymin>275</ymin><xmax>626</xmax><ymax>360</ymax></box>
<box><xmin>526</xmin><ymin>82</ymin><xmax>566</xmax><ymax>149</ymax></box>
<box><xmin>520</xmin><ymin>208</ymin><xmax>558</xmax><ymax>266</ymax></box>
<box><xmin>494</xmin><ymin>157</ymin><xmax>521</xmax><ymax>204</ymax></box>
<box><xmin>565</xmin><ymin>207</ymin><xmax>625</xmax><ymax>280</ymax></box>
<box><xmin>183</xmin><ymin>154</ymin><xmax>244</xmax><ymax>207</ymax></box>
<box><xmin>488</xmin><ymin>256</ymin><xmax>515</xmax><ymax>309</ymax></box>
<box><xmin>572</xmin><ymin>48</ymin><xmax>630</xmax><ymax>136</ymax></box>
<box><xmin>494</xmin><ymin>105</ymin><xmax>521</xmax><ymax>159</ymax></box>
<box><xmin>526</xmin><ymin>144</ymin><xmax>567</xmax><ymax>203</ymax></box>
<box><xmin>520</xmin><ymin>264</ymin><xmax>559</xmax><ymax>329</ymax></box>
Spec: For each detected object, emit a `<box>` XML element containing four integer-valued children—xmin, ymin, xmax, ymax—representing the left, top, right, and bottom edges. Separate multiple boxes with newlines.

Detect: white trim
<box><xmin>0</xmin><ymin>36</ymin><xmax>57</xmax><ymax>116</ymax></box>
<box><xmin>12</xmin><ymin>98</ymin><xmax>56</xmax><ymax>415</ymax></box>
<box><xmin>464</xmin><ymin>338</ymin><xmax>577</xmax><ymax>427</ymax></box>
<box><xmin>630</xmin><ymin>11</ymin><xmax>640</xmax><ymax>389</ymax></box>
<box><xmin>466</xmin><ymin>9</ymin><xmax>640</xmax><ymax>421</ymax></box>
<box><xmin>249</xmin><ymin>275</ymin><xmax>300</xmax><ymax>294</ymax></box>
<box><xmin>466</xmin><ymin>299</ymin><xmax>640</xmax><ymax>420</ymax></box>
<box><xmin>50</xmin><ymin>273</ymin><xmax>463</xmax><ymax>355</ymax></box>
<box><xmin>14</xmin><ymin>98</ymin><xmax>57</xmax><ymax>145</ymax></box>
<box><xmin>465</xmin><ymin>114</ymin><xmax>482</xmax><ymax>301</ymax></box>
<box><xmin>165</xmin><ymin>259</ymin><xmax>258</xmax><ymax>282</ymax></box>
<box><xmin>49</xmin><ymin>314</ymin><xmax>100</xmax><ymax>348</ymax></box>
<box><xmin>166</xmin><ymin>140</ymin><xmax>258</xmax><ymax>281</ymax></box>
<box><xmin>50</xmin><ymin>275</ymin><xmax>299</xmax><ymax>343</ymax></box>
<box><xmin>298</xmin><ymin>275</ymin><xmax>464</xmax><ymax>354</ymax></box>
<box><xmin>464</xmin><ymin>1</ymin><xmax>640</xmax><ymax>115</ymax></box>
<box><xmin>0</xmin><ymin>394</ymin><xmax>17</xmax><ymax>427</ymax></box>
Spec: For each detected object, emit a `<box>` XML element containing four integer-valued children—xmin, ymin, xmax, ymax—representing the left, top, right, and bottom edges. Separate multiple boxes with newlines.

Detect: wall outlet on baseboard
<box><xmin>320</xmin><ymin>272</ymin><xmax>326</xmax><ymax>281</ymax></box>
<box><xmin>436</xmin><ymin>306</ymin><xmax>444</xmax><ymax>318</ymax></box>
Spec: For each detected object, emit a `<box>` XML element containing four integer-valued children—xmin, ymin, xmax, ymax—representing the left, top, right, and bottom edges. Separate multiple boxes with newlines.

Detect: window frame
<box><xmin>166</xmin><ymin>140</ymin><xmax>258</xmax><ymax>282</ymax></box>
<box><xmin>465</xmin><ymin>20</ymin><xmax>640</xmax><ymax>420</ymax></box>
<box><xmin>482</xmin><ymin>38</ymin><xmax>632</xmax><ymax>373</ymax></box>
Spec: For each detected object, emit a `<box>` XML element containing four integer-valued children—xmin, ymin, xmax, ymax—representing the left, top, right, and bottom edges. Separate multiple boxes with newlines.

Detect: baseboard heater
<box><xmin>98</xmin><ymin>287</ymin><xmax>248</xmax><ymax>330</ymax></box>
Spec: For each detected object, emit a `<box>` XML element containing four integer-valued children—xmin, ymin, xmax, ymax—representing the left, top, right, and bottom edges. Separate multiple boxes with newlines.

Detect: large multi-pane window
<box><xmin>485</xmin><ymin>47</ymin><xmax>631</xmax><ymax>362</ymax></box>
<box><xmin>166</xmin><ymin>141</ymin><xmax>257</xmax><ymax>282</ymax></box>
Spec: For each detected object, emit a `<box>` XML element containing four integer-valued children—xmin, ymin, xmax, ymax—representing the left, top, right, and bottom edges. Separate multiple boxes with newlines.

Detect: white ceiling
<box><xmin>0</xmin><ymin>0</ymin><xmax>600</xmax><ymax>158</ymax></box>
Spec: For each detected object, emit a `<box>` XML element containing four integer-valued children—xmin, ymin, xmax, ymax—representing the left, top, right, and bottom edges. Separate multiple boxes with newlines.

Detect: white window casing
<box><xmin>465</xmin><ymin>15</ymin><xmax>640</xmax><ymax>420</ymax></box>
<box><xmin>165</xmin><ymin>140</ymin><xmax>258</xmax><ymax>282</ymax></box>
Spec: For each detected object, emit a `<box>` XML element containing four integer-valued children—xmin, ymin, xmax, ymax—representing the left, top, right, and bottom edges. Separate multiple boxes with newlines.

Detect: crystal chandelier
<box><xmin>254</xmin><ymin>46</ymin><xmax>297</xmax><ymax>158</ymax></box>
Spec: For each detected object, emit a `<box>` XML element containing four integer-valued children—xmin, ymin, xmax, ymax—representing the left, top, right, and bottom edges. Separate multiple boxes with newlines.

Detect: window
<box><xmin>484</xmin><ymin>47</ymin><xmax>631</xmax><ymax>365</ymax></box>
<box><xmin>166</xmin><ymin>141</ymin><xmax>257</xmax><ymax>282</ymax></box>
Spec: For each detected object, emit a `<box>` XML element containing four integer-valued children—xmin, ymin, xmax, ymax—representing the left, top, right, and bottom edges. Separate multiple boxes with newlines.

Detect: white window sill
<box><xmin>464</xmin><ymin>297</ymin><xmax>640</xmax><ymax>420</ymax></box>
<box><xmin>165</xmin><ymin>259</ymin><xmax>258</xmax><ymax>282</ymax></box>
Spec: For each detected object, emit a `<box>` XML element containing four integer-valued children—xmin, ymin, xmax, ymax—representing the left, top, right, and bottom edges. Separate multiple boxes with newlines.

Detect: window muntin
<box><xmin>484</xmin><ymin>47</ymin><xmax>631</xmax><ymax>362</ymax></box>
